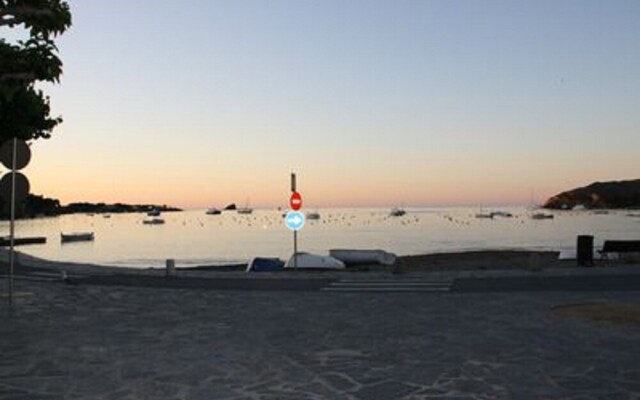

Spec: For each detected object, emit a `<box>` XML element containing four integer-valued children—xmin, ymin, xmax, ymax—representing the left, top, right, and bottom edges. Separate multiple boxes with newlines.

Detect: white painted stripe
<box><xmin>330</xmin><ymin>282</ymin><xmax>449</xmax><ymax>287</ymax></box>
<box><xmin>6</xmin><ymin>276</ymin><xmax>58</xmax><ymax>282</ymax></box>
<box><xmin>29</xmin><ymin>272</ymin><xmax>63</xmax><ymax>278</ymax></box>
<box><xmin>337</xmin><ymin>279</ymin><xmax>451</xmax><ymax>284</ymax></box>
<box><xmin>322</xmin><ymin>287</ymin><xmax>450</xmax><ymax>292</ymax></box>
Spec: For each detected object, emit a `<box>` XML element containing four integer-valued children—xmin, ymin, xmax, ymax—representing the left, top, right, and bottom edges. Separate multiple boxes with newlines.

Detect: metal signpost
<box><xmin>286</xmin><ymin>173</ymin><xmax>305</xmax><ymax>270</ymax></box>
<box><xmin>0</xmin><ymin>139</ymin><xmax>32</xmax><ymax>307</ymax></box>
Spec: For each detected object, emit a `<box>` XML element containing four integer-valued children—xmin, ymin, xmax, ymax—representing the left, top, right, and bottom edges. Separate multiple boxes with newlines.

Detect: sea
<box><xmin>2</xmin><ymin>207</ymin><xmax>639</xmax><ymax>269</ymax></box>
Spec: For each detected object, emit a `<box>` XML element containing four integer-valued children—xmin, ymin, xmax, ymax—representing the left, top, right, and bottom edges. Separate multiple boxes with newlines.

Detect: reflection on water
<box><xmin>2</xmin><ymin>207</ymin><xmax>638</xmax><ymax>268</ymax></box>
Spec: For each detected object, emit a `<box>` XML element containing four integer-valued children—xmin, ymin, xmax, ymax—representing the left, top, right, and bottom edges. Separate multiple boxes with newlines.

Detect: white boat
<box><xmin>284</xmin><ymin>252</ymin><xmax>345</xmax><ymax>270</ymax></box>
<box><xmin>206</xmin><ymin>207</ymin><xmax>221</xmax><ymax>215</ymax></box>
<box><xmin>490</xmin><ymin>211</ymin><xmax>513</xmax><ymax>218</ymax></box>
<box><xmin>389</xmin><ymin>207</ymin><xmax>406</xmax><ymax>217</ymax></box>
<box><xmin>329</xmin><ymin>249</ymin><xmax>396</xmax><ymax>266</ymax></box>
<box><xmin>60</xmin><ymin>232</ymin><xmax>94</xmax><ymax>243</ymax></box>
<box><xmin>143</xmin><ymin>217</ymin><xmax>165</xmax><ymax>225</ymax></box>
<box><xmin>147</xmin><ymin>209</ymin><xmax>161</xmax><ymax>217</ymax></box>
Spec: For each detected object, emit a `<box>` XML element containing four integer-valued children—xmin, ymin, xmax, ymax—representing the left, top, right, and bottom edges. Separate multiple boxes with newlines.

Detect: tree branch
<box><xmin>0</xmin><ymin>72</ymin><xmax>37</xmax><ymax>82</ymax></box>
<box><xmin>0</xmin><ymin>6</ymin><xmax>56</xmax><ymax>20</ymax></box>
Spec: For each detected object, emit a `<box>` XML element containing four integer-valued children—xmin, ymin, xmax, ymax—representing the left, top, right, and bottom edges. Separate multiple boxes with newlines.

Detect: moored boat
<box><xmin>389</xmin><ymin>207</ymin><xmax>406</xmax><ymax>217</ymax></box>
<box><xmin>475</xmin><ymin>212</ymin><xmax>493</xmax><ymax>219</ymax></box>
<box><xmin>0</xmin><ymin>236</ymin><xmax>47</xmax><ymax>246</ymax></box>
<box><xmin>61</xmin><ymin>232</ymin><xmax>94</xmax><ymax>243</ymax></box>
<box><xmin>143</xmin><ymin>217</ymin><xmax>165</xmax><ymax>225</ymax></box>
<box><xmin>306</xmin><ymin>211</ymin><xmax>320</xmax><ymax>220</ymax></box>
<box><xmin>531</xmin><ymin>212</ymin><xmax>554</xmax><ymax>220</ymax></box>
<box><xmin>237</xmin><ymin>198</ymin><xmax>253</xmax><ymax>214</ymax></box>
<box><xmin>206</xmin><ymin>207</ymin><xmax>222</xmax><ymax>215</ymax></box>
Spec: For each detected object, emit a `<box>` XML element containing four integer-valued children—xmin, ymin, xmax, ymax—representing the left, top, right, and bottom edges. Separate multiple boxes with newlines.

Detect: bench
<box><xmin>598</xmin><ymin>240</ymin><xmax>640</xmax><ymax>265</ymax></box>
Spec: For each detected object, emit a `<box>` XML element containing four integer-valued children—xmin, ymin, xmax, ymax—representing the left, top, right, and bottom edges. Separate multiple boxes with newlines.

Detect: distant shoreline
<box><xmin>2</xmin><ymin>196</ymin><xmax>183</xmax><ymax>220</ymax></box>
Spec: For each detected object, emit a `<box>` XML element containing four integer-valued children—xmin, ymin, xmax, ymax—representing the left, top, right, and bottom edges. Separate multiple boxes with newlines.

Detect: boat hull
<box><xmin>61</xmin><ymin>232</ymin><xmax>94</xmax><ymax>243</ymax></box>
<box><xmin>246</xmin><ymin>257</ymin><xmax>285</xmax><ymax>272</ymax></box>
<box><xmin>284</xmin><ymin>253</ymin><xmax>345</xmax><ymax>270</ymax></box>
<box><xmin>329</xmin><ymin>249</ymin><xmax>396</xmax><ymax>266</ymax></box>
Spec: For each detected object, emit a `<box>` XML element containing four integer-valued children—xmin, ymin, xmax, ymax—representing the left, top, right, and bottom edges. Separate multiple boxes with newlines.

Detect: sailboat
<box><xmin>237</xmin><ymin>198</ymin><xmax>253</xmax><ymax>214</ymax></box>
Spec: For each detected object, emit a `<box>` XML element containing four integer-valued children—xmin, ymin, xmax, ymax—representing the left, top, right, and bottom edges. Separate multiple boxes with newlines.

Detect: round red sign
<box><xmin>290</xmin><ymin>191</ymin><xmax>302</xmax><ymax>210</ymax></box>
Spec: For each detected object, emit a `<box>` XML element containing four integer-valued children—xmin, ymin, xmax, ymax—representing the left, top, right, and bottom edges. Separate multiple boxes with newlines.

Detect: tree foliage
<box><xmin>0</xmin><ymin>0</ymin><xmax>71</xmax><ymax>141</ymax></box>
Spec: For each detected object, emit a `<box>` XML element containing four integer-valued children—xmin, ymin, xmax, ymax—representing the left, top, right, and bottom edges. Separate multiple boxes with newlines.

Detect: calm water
<box><xmin>3</xmin><ymin>207</ymin><xmax>639</xmax><ymax>268</ymax></box>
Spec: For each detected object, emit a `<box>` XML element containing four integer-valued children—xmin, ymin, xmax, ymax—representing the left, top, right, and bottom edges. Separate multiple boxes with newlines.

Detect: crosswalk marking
<box><xmin>322</xmin><ymin>279</ymin><xmax>452</xmax><ymax>292</ymax></box>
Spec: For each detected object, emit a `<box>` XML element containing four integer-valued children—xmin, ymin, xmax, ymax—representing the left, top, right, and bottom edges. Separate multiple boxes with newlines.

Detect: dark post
<box><xmin>577</xmin><ymin>235</ymin><xmax>594</xmax><ymax>267</ymax></box>
<box><xmin>291</xmin><ymin>172</ymin><xmax>298</xmax><ymax>270</ymax></box>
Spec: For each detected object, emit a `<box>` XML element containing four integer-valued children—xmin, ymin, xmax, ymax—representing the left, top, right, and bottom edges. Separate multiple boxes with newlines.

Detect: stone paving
<box><xmin>1</xmin><ymin>280</ymin><xmax>639</xmax><ymax>399</ymax></box>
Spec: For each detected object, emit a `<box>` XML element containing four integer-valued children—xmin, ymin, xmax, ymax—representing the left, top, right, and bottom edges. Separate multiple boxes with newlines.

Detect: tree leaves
<box><xmin>0</xmin><ymin>0</ymin><xmax>70</xmax><ymax>142</ymax></box>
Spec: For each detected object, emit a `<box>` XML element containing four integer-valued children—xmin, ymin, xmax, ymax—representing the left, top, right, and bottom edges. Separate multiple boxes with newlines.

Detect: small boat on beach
<box><xmin>147</xmin><ymin>209</ymin><xmax>161</xmax><ymax>217</ymax></box>
<box><xmin>329</xmin><ymin>249</ymin><xmax>396</xmax><ymax>266</ymax></box>
<box><xmin>306</xmin><ymin>211</ymin><xmax>321</xmax><ymax>220</ymax></box>
<box><xmin>284</xmin><ymin>252</ymin><xmax>345</xmax><ymax>270</ymax></box>
<box><xmin>61</xmin><ymin>232</ymin><xmax>94</xmax><ymax>243</ymax></box>
<box><xmin>246</xmin><ymin>257</ymin><xmax>285</xmax><ymax>272</ymax></box>
<box><xmin>143</xmin><ymin>218</ymin><xmax>165</xmax><ymax>225</ymax></box>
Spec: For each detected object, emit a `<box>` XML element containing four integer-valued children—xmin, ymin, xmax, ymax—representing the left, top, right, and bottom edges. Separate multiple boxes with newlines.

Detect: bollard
<box><xmin>166</xmin><ymin>259</ymin><xmax>175</xmax><ymax>277</ymax></box>
<box><xmin>576</xmin><ymin>235</ymin><xmax>594</xmax><ymax>267</ymax></box>
<box><xmin>528</xmin><ymin>253</ymin><xmax>542</xmax><ymax>271</ymax></box>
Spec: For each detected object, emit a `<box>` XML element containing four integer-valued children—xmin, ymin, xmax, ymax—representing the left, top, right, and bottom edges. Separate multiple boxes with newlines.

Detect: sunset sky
<box><xmin>13</xmin><ymin>1</ymin><xmax>640</xmax><ymax>208</ymax></box>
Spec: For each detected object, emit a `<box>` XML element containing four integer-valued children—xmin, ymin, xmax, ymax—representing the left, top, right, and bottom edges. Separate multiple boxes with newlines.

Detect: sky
<box><xmin>8</xmin><ymin>0</ymin><xmax>640</xmax><ymax>208</ymax></box>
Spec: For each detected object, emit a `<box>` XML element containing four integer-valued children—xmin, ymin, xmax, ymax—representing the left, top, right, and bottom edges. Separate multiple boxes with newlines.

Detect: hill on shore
<box><xmin>543</xmin><ymin>179</ymin><xmax>640</xmax><ymax>209</ymax></box>
<box><xmin>0</xmin><ymin>194</ymin><xmax>182</xmax><ymax>220</ymax></box>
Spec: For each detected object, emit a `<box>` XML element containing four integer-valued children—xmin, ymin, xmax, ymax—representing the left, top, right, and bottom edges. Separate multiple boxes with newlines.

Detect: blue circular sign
<box><xmin>285</xmin><ymin>211</ymin><xmax>305</xmax><ymax>231</ymax></box>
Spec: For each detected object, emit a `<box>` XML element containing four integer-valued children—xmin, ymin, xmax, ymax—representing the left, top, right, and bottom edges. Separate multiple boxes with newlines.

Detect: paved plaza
<box><xmin>1</xmin><ymin>277</ymin><xmax>639</xmax><ymax>399</ymax></box>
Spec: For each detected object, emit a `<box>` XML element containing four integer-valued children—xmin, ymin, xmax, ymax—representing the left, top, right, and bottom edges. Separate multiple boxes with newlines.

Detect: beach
<box><xmin>2</xmin><ymin>250</ymin><xmax>640</xmax><ymax>399</ymax></box>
